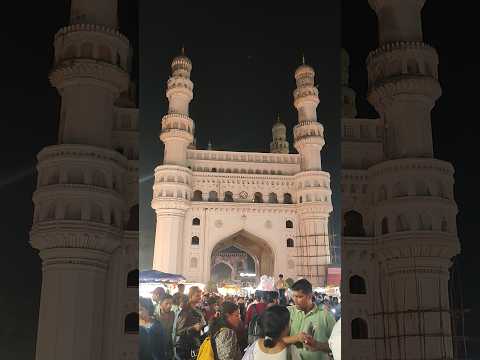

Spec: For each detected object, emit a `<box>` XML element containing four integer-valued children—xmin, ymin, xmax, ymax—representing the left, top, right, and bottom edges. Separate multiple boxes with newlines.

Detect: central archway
<box><xmin>210</xmin><ymin>230</ymin><xmax>275</xmax><ymax>283</ymax></box>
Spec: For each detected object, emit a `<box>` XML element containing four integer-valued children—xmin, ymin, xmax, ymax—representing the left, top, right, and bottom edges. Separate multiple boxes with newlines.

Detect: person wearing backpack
<box><xmin>247</xmin><ymin>291</ymin><xmax>279</xmax><ymax>345</ymax></box>
<box><xmin>242</xmin><ymin>305</ymin><xmax>301</xmax><ymax>360</ymax></box>
<box><xmin>197</xmin><ymin>301</ymin><xmax>243</xmax><ymax>360</ymax></box>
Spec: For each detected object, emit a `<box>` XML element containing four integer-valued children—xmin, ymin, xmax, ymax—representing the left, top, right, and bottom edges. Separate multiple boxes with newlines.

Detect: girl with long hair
<box><xmin>242</xmin><ymin>305</ymin><xmax>301</xmax><ymax>360</ymax></box>
<box><xmin>208</xmin><ymin>301</ymin><xmax>243</xmax><ymax>360</ymax></box>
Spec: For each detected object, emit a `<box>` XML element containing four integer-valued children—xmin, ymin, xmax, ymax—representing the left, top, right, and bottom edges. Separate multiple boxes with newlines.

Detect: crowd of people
<box><xmin>139</xmin><ymin>275</ymin><xmax>340</xmax><ymax>360</ymax></box>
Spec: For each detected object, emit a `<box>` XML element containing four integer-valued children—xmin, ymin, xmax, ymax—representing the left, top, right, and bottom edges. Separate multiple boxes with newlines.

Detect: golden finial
<box><xmin>276</xmin><ymin>113</ymin><xmax>281</xmax><ymax>123</ymax></box>
<box><xmin>302</xmin><ymin>53</ymin><xmax>305</xmax><ymax>65</ymax></box>
<box><xmin>181</xmin><ymin>45</ymin><xmax>185</xmax><ymax>55</ymax></box>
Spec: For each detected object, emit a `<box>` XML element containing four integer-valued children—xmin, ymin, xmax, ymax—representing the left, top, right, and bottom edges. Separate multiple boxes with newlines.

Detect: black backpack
<box><xmin>247</xmin><ymin>304</ymin><xmax>262</xmax><ymax>345</ymax></box>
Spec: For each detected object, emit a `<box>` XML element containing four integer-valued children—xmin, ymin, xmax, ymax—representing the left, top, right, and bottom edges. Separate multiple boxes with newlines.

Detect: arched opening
<box><xmin>254</xmin><ymin>192</ymin><xmax>263</xmax><ymax>203</ymax></box>
<box><xmin>80</xmin><ymin>42</ymin><xmax>93</xmax><ymax>58</ymax></box>
<box><xmin>419</xmin><ymin>213</ymin><xmax>433</xmax><ymax>231</ymax></box>
<box><xmin>68</xmin><ymin>168</ymin><xmax>84</xmax><ymax>184</ymax></box>
<box><xmin>392</xmin><ymin>181</ymin><xmax>408</xmax><ymax>198</ymax></box>
<box><xmin>378</xmin><ymin>185</ymin><xmax>387</xmax><ymax>202</ymax></box>
<box><xmin>396</xmin><ymin>214</ymin><xmax>409</xmax><ymax>232</ymax></box>
<box><xmin>98</xmin><ymin>45</ymin><xmax>112</xmax><ymax>62</ymax></box>
<box><xmin>351</xmin><ymin>318</ymin><xmax>368</xmax><ymax>339</ymax></box>
<box><xmin>65</xmin><ymin>44</ymin><xmax>76</xmax><ymax>59</ymax></box>
<box><xmin>349</xmin><ymin>275</ymin><xmax>366</xmax><ymax>294</ymax></box>
<box><xmin>211</xmin><ymin>262</ymin><xmax>233</xmax><ymax>282</ymax></box>
<box><xmin>192</xmin><ymin>190</ymin><xmax>203</xmax><ymax>201</ymax></box>
<box><xmin>441</xmin><ymin>217</ymin><xmax>448</xmax><ymax>232</ymax></box>
<box><xmin>211</xmin><ymin>230</ymin><xmax>274</xmax><ymax>282</ymax></box>
<box><xmin>224</xmin><ymin>191</ymin><xmax>234</xmax><ymax>202</ymax></box>
<box><xmin>191</xmin><ymin>236</ymin><xmax>200</xmax><ymax>246</ymax></box>
<box><xmin>283</xmin><ymin>193</ymin><xmax>293</xmax><ymax>204</ymax></box>
<box><xmin>125</xmin><ymin>204</ymin><xmax>139</xmax><ymax>231</ymax></box>
<box><xmin>415</xmin><ymin>180</ymin><xmax>430</xmax><ymax>196</ymax></box>
<box><xmin>90</xmin><ymin>203</ymin><xmax>103</xmax><ymax>223</ymax></box>
<box><xmin>192</xmin><ymin>217</ymin><xmax>200</xmax><ymax>226</ymax></box>
<box><xmin>127</xmin><ymin>269</ymin><xmax>139</xmax><ymax>288</ymax></box>
<box><xmin>65</xmin><ymin>203</ymin><xmax>82</xmax><ymax>220</ymax></box>
<box><xmin>92</xmin><ymin>171</ymin><xmax>106</xmax><ymax>188</ymax></box>
<box><xmin>287</xmin><ymin>238</ymin><xmax>294</xmax><ymax>248</ymax></box>
<box><xmin>299</xmin><ymin>196</ymin><xmax>303</xmax><ymax>203</ymax></box>
<box><xmin>343</xmin><ymin>210</ymin><xmax>366</xmax><ymax>237</ymax></box>
<box><xmin>208</xmin><ymin>191</ymin><xmax>218</xmax><ymax>202</ymax></box>
<box><xmin>381</xmin><ymin>217</ymin><xmax>389</xmax><ymax>235</ymax></box>
<box><xmin>286</xmin><ymin>220</ymin><xmax>293</xmax><ymax>229</ymax></box>
<box><xmin>124</xmin><ymin>313</ymin><xmax>139</xmax><ymax>334</ymax></box>
<box><xmin>268</xmin><ymin>192</ymin><xmax>278</xmax><ymax>203</ymax></box>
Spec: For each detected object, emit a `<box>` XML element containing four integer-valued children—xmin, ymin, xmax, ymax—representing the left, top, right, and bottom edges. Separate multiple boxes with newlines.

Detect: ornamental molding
<box><xmin>37</xmin><ymin>144</ymin><xmax>129</xmax><ymax>169</ymax></box>
<box><xmin>49</xmin><ymin>59</ymin><xmax>129</xmax><ymax>92</ymax></box>
<box><xmin>30</xmin><ymin>222</ymin><xmax>122</xmax><ymax>253</ymax></box>
<box><xmin>54</xmin><ymin>24</ymin><xmax>129</xmax><ymax>45</ymax></box>
<box><xmin>368</xmin><ymin>158</ymin><xmax>454</xmax><ymax>178</ymax></box>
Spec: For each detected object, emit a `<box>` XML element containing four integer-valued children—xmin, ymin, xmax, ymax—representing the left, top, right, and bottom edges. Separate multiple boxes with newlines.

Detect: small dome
<box><xmin>171</xmin><ymin>47</ymin><xmax>192</xmax><ymax>72</ymax></box>
<box><xmin>273</xmin><ymin>115</ymin><xmax>286</xmax><ymax>129</ymax></box>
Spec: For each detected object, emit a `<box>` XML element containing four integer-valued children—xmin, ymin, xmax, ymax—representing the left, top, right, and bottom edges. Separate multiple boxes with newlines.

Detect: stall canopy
<box><xmin>139</xmin><ymin>270</ymin><xmax>186</xmax><ymax>283</ymax></box>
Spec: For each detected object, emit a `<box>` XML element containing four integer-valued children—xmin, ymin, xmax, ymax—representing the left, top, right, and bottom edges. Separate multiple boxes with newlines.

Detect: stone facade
<box><xmin>29</xmin><ymin>1</ymin><xmax>139</xmax><ymax>359</ymax></box>
<box><xmin>341</xmin><ymin>1</ymin><xmax>461</xmax><ymax>359</ymax></box>
<box><xmin>152</xmin><ymin>55</ymin><xmax>334</xmax><ymax>287</ymax></box>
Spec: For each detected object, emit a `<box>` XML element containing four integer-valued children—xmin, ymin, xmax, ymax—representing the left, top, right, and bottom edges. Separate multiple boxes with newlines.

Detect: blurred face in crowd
<box><xmin>178</xmin><ymin>284</ymin><xmax>185</xmax><ymax>294</ymax></box>
<box><xmin>292</xmin><ymin>289</ymin><xmax>313</xmax><ymax>311</ymax></box>
<box><xmin>160</xmin><ymin>298</ymin><xmax>172</xmax><ymax>313</ymax></box>
<box><xmin>226</xmin><ymin>309</ymin><xmax>242</xmax><ymax>329</ymax></box>
<box><xmin>139</xmin><ymin>305</ymin><xmax>150</xmax><ymax>323</ymax></box>
<box><xmin>190</xmin><ymin>290</ymin><xmax>202</xmax><ymax>305</ymax></box>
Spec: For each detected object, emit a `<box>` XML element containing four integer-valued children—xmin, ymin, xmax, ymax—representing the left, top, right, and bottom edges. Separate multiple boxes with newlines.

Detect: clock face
<box><xmin>239</xmin><ymin>191</ymin><xmax>248</xmax><ymax>199</ymax></box>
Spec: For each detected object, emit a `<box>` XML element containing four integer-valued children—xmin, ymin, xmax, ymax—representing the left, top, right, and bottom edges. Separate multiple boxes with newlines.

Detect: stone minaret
<box><xmin>366</xmin><ymin>0</ymin><xmax>460</xmax><ymax>358</ymax></box>
<box><xmin>29</xmin><ymin>0</ymin><xmax>132</xmax><ymax>359</ymax></box>
<box><xmin>270</xmin><ymin>115</ymin><xmax>289</xmax><ymax>154</ymax></box>
<box><xmin>152</xmin><ymin>50</ymin><xmax>194</xmax><ymax>273</ymax></box>
<box><xmin>341</xmin><ymin>48</ymin><xmax>358</xmax><ymax>119</ymax></box>
<box><xmin>292</xmin><ymin>60</ymin><xmax>333</xmax><ymax>287</ymax></box>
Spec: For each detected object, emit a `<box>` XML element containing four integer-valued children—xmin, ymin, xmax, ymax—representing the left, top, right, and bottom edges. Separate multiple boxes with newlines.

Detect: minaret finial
<box><xmin>302</xmin><ymin>53</ymin><xmax>305</xmax><ymax>65</ymax></box>
<box><xmin>181</xmin><ymin>44</ymin><xmax>185</xmax><ymax>55</ymax></box>
<box><xmin>276</xmin><ymin>113</ymin><xmax>281</xmax><ymax>123</ymax></box>
<box><xmin>207</xmin><ymin>139</ymin><xmax>212</xmax><ymax>150</ymax></box>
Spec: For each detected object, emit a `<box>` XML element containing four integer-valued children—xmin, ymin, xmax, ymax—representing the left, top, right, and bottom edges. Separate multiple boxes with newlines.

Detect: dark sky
<box><xmin>139</xmin><ymin>1</ymin><xmax>342</xmax><ymax>270</ymax></box>
<box><xmin>342</xmin><ymin>1</ymin><xmax>480</xmax><ymax>356</ymax></box>
<box><xmin>0</xmin><ymin>0</ymin><xmax>477</xmax><ymax>358</ymax></box>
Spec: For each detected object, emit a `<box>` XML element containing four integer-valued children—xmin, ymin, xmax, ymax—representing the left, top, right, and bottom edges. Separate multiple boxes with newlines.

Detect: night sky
<box><xmin>139</xmin><ymin>1</ymin><xmax>342</xmax><ymax>270</ymax></box>
<box><xmin>0</xmin><ymin>0</ymin><xmax>478</xmax><ymax>358</ymax></box>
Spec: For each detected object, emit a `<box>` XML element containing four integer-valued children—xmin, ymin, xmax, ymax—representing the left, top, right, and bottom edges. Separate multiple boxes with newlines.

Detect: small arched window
<box><xmin>351</xmin><ymin>318</ymin><xmax>368</xmax><ymax>339</ymax></box>
<box><xmin>193</xmin><ymin>190</ymin><xmax>203</xmax><ymax>201</ymax></box>
<box><xmin>124</xmin><ymin>313</ymin><xmax>139</xmax><ymax>334</ymax></box>
<box><xmin>283</xmin><ymin>193</ymin><xmax>293</xmax><ymax>204</ymax></box>
<box><xmin>286</xmin><ymin>220</ymin><xmax>293</xmax><ymax>229</ymax></box>
<box><xmin>441</xmin><ymin>217</ymin><xmax>448</xmax><ymax>232</ymax></box>
<box><xmin>254</xmin><ymin>192</ymin><xmax>263</xmax><ymax>203</ymax></box>
<box><xmin>287</xmin><ymin>238</ymin><xmax>294</xmax><ymax>248</ymax></box>
<box><xmin>192</xmin><ymin>218</ymin><xmax>200</xmax><ymax>226</ymax></box>
<box><xmin>224</xmin><ymin>191</ymin><xmax>234</xmax><ymax>202</ymax></box>
<box><xmin>127</xmin><ymin>269</ymin><xmax>139</xmax><ymax>288</ymax></box>
<box><xmin>381</xmin><ymin>217</ymin><xmax>389</xmax><ymax>235</ymax></box>
<box><xmin>349</xmin><ymin>275</ymin><xmax>366</xmax><ymax>294</ymax></box>
<box><xmin>191</xmin><ymin>236</ymin><xmax>200</xmax><ymax>245</ymax></box>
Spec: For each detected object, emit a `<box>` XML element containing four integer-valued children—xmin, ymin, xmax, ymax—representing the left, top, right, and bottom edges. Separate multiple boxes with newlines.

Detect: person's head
<box><xmin>278</xmin><ymin>274</ymin><xmax>284</xmax><ymax>279</ymax></box>
<box><xmin>222</xmin><ymin>301</ymin><xmax>241</xmax><ymax>329</ymax></box>
<box><xmin>255</xmin><ymin>290</ymin><xmax>263</xmax><ymax>301</ymax></box>
<box><xmin>209</xmin><ymin>301</ymin><xmax>241</xmax><ymax>335</ymax></box>
<box><xmin>160</xmin><ymin>294</ymin><xmax>173</xmax><ymax>313</ymax></box>
<box><xmin>263</xmin><ymin>291</ymin><xmax>279</xmax><ymax>306</ymax></box>
<box><xmin>151</xmin><ymin>287</ymin><xmax>165</xmax><ymax>303</ymax></box>
<box><xmin>260</xmin><ymin>305</ymin><xmax>291</xmax><ymax>348</ymax></box>
<box><xmin>139</xmin><ymin>297</ymin><xmax>154</xmax><ymax>323</ymax></box>
<box><xmin>291</xmin><ymin>279</ymin><xmax>313</xmax><ymax>310</ymax></box>
<box><xmin>188</xmin><ymin>286</ymin><xmax>202</xmax><ymax>305</ymax></box>
<box><xmin>177</xmin><ymin>283</ymin><xmax>185</xmax><ymax>294</ymax></box>
<box><xmin>207</xmin><ymin>296</ymin><xmax>217</xmax><ymax>308</ymax></box>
